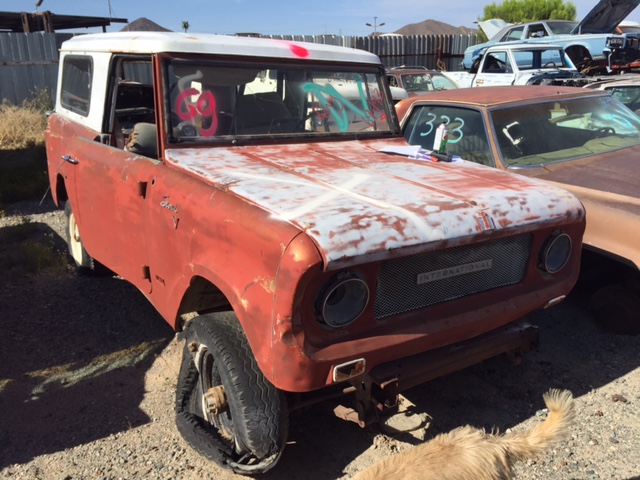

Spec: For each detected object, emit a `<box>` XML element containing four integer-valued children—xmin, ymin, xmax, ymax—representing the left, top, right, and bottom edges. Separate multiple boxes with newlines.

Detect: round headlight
<box><xmin>540</xmin><ymin>232</ymin><xmax>572</xmax><ymax>273</ymax></box>
<box><xmin>317</xmin><ymin>273</ymin><xmax>369</xmax><ymax>328</ymax></box>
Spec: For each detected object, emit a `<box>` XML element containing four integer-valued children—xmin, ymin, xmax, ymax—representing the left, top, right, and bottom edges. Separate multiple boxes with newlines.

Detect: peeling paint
<box><xmin>165</xmin><ymin>141</ymin><xmax>583</xmax><ymax>269</ymax></box>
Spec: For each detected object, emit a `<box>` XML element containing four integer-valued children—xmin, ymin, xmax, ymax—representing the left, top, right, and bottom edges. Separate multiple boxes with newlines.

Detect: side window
<box><xmin>60</xmin><ymin>55</ymin><xmax>93</xmax><ymax>116</ymax></box>
<box><xmin>527</xmin><ymin>24</ymin><xmax>547</xmax><ymax>38</ymax></box>
<box><xmin>484</xmin><ymin>51</ymin><xmax>509</xmax><ymax>72</ymax></box>
<box><xmin>110</xmin><ymin>57</ymin><xmax>156</xmax><ymax>155</ymax></box>
<box><xmin>501</xmin><ymin>26</ymin><xmax>524</xmax><ymax>42</ymax></box>
<box><xmin>387</xmin><ymin>75</ymin><xmax>399</xmax><ymax>88</ymax></box>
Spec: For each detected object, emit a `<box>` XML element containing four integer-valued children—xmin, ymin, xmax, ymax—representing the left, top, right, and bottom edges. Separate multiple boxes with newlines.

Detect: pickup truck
<box><xmin>45</xmin><ymin>31</ymin><xmax>585</xmax><ymax>474</ymax></box>
<box><xmin>444</xmin><ymin>43</ymin><xmax>588</xmax><ymax>88</ymax></box>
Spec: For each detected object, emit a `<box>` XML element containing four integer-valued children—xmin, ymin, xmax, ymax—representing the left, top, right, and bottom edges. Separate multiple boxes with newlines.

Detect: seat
<box><xmin>126</xmin><ymin>123</ymin><xmax>158</xmax><ymax>158</ymax></box>
<box><xmin>235</xmin><ymin>92</ymin><xmax>295</xmax><ymax>134</ymax></box>
<box><xmin>449</xmin><ymin>134</ymin><xmax>492</xmax><ymax>166</ymax></box>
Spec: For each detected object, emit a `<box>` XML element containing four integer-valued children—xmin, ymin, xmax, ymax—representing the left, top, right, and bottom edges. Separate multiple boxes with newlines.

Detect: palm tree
<box><xmin>181</xmin><ymin>21</ymin><xmax>190</xmax><ymax>33</ymax></box>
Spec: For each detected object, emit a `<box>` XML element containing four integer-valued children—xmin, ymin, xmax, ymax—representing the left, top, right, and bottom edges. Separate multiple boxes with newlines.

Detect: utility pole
<box><xmin>366</xmin><ymin>16</ymin><xmax>385</xmax><ymax>35</ymax></box>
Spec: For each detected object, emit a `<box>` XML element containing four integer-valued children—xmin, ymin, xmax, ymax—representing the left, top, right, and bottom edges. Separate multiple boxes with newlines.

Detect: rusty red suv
<box><xmin>46</xmin><ymin>32</ymin><xmax>585</xmax><ymax>474</ymax></box>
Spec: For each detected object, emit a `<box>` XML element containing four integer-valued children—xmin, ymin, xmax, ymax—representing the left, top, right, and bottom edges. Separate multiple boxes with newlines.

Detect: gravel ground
<box><xmin>0</xmin><ymin>200</ymin><xmax>639</xmax><ymax>480</ymax></box>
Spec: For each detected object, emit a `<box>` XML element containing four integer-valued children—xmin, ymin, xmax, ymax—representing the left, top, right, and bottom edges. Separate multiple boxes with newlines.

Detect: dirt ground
<box><xmin>0</xmin><ymin>200</ymin><xmax>639</xmax><ymax>480</ymax></box>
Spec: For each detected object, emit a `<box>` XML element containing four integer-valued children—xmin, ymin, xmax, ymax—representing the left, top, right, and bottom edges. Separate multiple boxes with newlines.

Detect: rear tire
<box><xmin>64</xmin><ymin>201</ymin><xmax>108</xmax><ymax>275</ymax></box>
<box><xmin>175</xmin><ymin>312</ymin><xmax>288</xmax><ymax>474</ymax></box>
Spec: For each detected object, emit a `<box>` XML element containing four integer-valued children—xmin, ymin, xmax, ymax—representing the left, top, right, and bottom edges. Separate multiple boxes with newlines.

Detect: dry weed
<box><xmin>0</xmin><ymin>89</ymin><xmax>51</xmax><ymax>150</ymax></box>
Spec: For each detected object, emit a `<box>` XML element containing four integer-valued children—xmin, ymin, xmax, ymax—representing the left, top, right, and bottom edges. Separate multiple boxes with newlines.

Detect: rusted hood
<box><xmin>165</xmin><ymin>140</ymin><xmax>584</xmax><ymax>270</ymax></box>
<box><xmin>521</xmin><ymin>150</ymin><xmax>640</xmax><ymax>215</ymax></box>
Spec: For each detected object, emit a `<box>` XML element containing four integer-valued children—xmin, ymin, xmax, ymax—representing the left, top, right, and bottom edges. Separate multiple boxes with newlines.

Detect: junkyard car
<box><xmin>46</xmin><ymin>32</ymin><xmax>586</xmax><ymax>474</ymax></box>
<box><xmin>396</xmin><ymin>85</ymin><xmax>640</xmax><ymax>333</ymax></box>
<box><xmin>386</xmin><ymin>67</ymin><xmax>458</xmax><ymax>95</ymax></box>
<box><xmin>444</xmin><ymin>43</ymin><xmax>588</xmax><ymax>88</ymax></box>
<box><xmin>463</xmin><ymin>0</ymin><xmax>640</xmax><ymax>71</ymax></box>
<box><xmin>585</xmin><ymin>74</ymin><xmax>640</xmax><ymax>110</ymax></box>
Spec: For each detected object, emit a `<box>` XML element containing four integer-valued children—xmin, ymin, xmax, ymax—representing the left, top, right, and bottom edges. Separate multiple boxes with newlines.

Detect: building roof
<box><xmin>0</xmin><ymin>11</ymin><xmax>127</xmax><ymax>33</ymax></box>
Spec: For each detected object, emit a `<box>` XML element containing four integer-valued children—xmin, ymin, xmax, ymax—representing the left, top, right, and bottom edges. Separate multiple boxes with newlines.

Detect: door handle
<box><xmin>61</xmin><ymin>155</ymin><xmax>79</xmax><ymax>165</ymax></box>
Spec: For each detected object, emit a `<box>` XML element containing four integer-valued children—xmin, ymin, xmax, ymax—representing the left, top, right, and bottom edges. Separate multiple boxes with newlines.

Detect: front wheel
<box><xmin>175</xmin><ymin>312</ymin><xmax>288</xmax><ymax>474</ymax></box>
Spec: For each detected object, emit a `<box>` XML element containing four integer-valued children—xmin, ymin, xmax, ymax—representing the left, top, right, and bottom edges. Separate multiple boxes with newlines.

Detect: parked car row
<box><xmin>464</xmin><ymin>0</ymin><xmax>640</xmax><ymax>73</ymax></box>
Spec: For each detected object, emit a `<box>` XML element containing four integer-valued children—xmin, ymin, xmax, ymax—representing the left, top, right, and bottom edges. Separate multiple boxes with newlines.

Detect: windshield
<box><xmin>400</xmin><ymin>73</ymin><xmax>458</xmax><ymax>92</ymax></box>
<box><xmin>491</xmin><ymin>95</ymin><xmax>640</xmax><ymax>167</ymax></box>
<box><xmin>162</xmin><ymin>58</ymin><xmax>396</xmax><ymax>143</ymax></box>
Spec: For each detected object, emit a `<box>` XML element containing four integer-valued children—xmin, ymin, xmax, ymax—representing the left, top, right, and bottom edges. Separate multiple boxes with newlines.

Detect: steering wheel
<box><xmin>543</xmin><ymin>61</ymin><xmax>557</xmax><ymax>68</ymax></box>
<box><xmin>596</xmin><ymin>126</ymin><xmax>616</xmax><ymax>137</ymax></box>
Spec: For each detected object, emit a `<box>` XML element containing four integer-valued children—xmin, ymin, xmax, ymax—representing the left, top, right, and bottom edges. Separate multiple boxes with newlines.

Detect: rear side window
<box><xmin>60</xmin><ymin>55</ymin><xmax>93</xmax><ymax>116</ymax></box>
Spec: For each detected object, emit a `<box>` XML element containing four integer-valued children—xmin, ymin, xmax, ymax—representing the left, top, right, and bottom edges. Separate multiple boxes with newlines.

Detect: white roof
<box><xmin>487</xmin><ymin>42</ymin><xmax>565</xmax><ymax>51</ymax></box>
<box><xmin>60</xmin><ymin>31</ymin><xmax>381</xmax><ymax>65</ymax></box>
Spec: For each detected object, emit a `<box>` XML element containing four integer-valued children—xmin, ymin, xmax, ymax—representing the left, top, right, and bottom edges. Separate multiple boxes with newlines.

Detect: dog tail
<box><xmin>502</xmin><ymin>389</ymin><xmax>575</xmax><ymax>462</ymax></box>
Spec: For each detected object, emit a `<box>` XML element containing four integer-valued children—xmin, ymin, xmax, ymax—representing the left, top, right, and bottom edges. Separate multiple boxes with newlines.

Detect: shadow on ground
<box><xmin>0</xmin><ymin>222</ymin><xmax>174</xmax><ymax>468</ymax></box>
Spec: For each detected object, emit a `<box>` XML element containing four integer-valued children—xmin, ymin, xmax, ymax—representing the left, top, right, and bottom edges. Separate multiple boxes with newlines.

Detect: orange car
<box><xmin>46</xmin><ymin>34</ymin><xmax>586</xmax><ymax>475</ymax></box>
<box><xmin>397</xmin><ymin>85</ymin><xmax>640</xmax><ymax>333</ymax></box>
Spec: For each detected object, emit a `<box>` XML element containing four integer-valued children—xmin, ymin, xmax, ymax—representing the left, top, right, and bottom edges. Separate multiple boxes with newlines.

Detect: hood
<box><xmin>165</xmin><ymin>140</ymin><xmax>583</xmax><ymax>270</ymax></box>
<box><xmin>477</xmin><ymin>19</ymin><xmax>510</xmax><ymax>39</ymax></box>
<box><xmin>523</xmin><ymin>149</ymin><xmax>640</xmax><ymax>215</ymax></box>
<box><xmin>573</xmin><ymin>0</ymin><xmax>640</xmax><ymax>34</ymax></box>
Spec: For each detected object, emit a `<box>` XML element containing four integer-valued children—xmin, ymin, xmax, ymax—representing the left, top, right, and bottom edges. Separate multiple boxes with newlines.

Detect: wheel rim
<box><xmin>68</xmin><ymin>212</ymin><xmax>85</xmax><ymax>265</ymax></box>
<box><xmin>193</xmin><ymin>344</ymin><xmax>240</xmax><ymax>451</ymax></box>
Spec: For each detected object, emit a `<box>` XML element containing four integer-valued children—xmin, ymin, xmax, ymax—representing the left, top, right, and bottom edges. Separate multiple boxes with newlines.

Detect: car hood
<box><xmin>518</xmin><ymin>149</ymin><xmax>640</xmax><ymax>215</ymax></box>
<box><xmin>574</xmin><ymin>0</ymin><xmax>640</xmax><ymax>34</ymax></box>
<box><xmin>165</xmin><ymin>139</ymin><xmax>583</xmax><ymax>270</ymax></box>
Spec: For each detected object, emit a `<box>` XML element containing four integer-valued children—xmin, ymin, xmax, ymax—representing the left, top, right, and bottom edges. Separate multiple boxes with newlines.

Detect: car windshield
<box><xmin>162</xmin><ymin>58</ymin><xmax>396</xmax><ymax>143</ymax></box>
<box><xmin>606</xmin><ymin>85</ymin><xmax>640</xmax><ymax>110</ymax></box>
<box><xmin>491</xmin><ymin>95</ymin><xmax>640</xmax><ymax>167</ymax></box>
<box><xmin>400</xmin><ymin>73</ymin><xmax>458</xmax><ymax>92</ymax></box>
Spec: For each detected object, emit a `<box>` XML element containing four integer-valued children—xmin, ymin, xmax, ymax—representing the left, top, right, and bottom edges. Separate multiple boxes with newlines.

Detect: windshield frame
<box><xmin>159</xmin><ymin>54</ymin><xmax>399</xmax><ymax>146</ymax></box>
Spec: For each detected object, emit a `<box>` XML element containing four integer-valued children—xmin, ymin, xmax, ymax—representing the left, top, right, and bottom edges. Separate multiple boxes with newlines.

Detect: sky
<box><xmin>13</xmin><ymin>0</ymin><xmax>640</xmax><ymax>37</ymax></box>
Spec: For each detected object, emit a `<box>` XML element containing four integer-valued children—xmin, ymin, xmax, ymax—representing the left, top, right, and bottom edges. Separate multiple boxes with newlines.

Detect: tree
<box><xmin>482</xmin><ymin>0</ymin><xmax>576</xmax><ymax>23</ymax></box>
<box><xmin>181</xmin><ymin>20</ymin><xmax>190</xmax><ymax>33</ymax></box>
<box><xmin>477</xmin><ymin>0</ymin><xmax>576</xmax><ymax>41</ymax></box>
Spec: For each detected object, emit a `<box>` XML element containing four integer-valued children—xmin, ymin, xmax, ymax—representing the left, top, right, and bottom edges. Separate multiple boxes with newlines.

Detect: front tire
<box><xmin>175</xmin><ymin>312</ymin><xmax>288</xmax><ymax>474</ymax></box>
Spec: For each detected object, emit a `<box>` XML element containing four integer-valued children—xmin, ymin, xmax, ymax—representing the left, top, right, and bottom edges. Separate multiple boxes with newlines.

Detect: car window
<box><xmin>484</xmin><ymin>52</ymin><xmax>511</xmax><ymax>73</ymax></box>
<box><xmin>403</xmin><ymin>105</ymin><xmax>492</xmax><ymax>165</ymax></box>
<box><xmin>546</xmin><ymin>20</ymin><xmax>577</xmax><ymax>35</ymax></box>
<box><xmin>60</xmin><ymin>55</ymin><xmax>93</xmax><ymax>116</ymax></box>
<box><xmin>526</xmin><ymin>24</ymin><xmax>547</xmax><ymax>38</ymax></box>
<box><xmin>491</xmin><ymin>96</ymin><xmax>640</xmax><ymax>167</ymax></box>
<box><xmin>500</xmin><ymin>26</ymin><xmax>524</xmax><ymax>42</ymax></box>
<box><xmin>399</xmin><ymin>73</ymin><xmax>458</xmax><ymax>92</ymax></box>
<box><xmin>164</xmin><ymin>59</ymin><xmax>396</xmax><ymax>142</ymax></box>
<box><xmin>512</xmin><ymin>48</ymin><xmax>567</xmax><ymax>70</ymax></box>
<box><xmin>607</xmin><ymin>86</ymin><xmax>640</xmax><ymax>110</ymax></box>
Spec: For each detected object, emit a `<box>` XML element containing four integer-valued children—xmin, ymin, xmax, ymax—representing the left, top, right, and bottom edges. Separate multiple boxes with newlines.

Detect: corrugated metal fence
<box><xmin>0</xmin><ymin>32</ymin><xmax>477</xmax><ymax>105</ymax></box>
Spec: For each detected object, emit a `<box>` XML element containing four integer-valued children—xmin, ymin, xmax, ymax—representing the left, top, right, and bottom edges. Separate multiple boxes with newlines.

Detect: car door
<box><xmin>473</xmin><ymin>51</ymin><xmax>515</xmax><ymax>87</ymax></box>
<box><xmin>68</xmin><ymin>56</ymin><xmax>157</xmax><ymax>293</ymax></box>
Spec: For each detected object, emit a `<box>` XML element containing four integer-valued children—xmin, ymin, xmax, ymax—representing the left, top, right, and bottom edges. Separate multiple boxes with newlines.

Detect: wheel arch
<box><xmin>53</xmin><ymin>173</ymin><xmax>69</xmax><ymax>207</ymax></box>
<box><xmin>564</xmin><ymin>44</ymin><xmax>593</xmax><ymax>65</ymax></box>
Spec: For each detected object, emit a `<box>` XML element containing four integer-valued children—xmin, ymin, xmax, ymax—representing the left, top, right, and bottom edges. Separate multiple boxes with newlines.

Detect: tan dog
<box><xmin>353</xmin><ymin>389</ymin><xmax>574</xmax><ymax>480</ymax></box>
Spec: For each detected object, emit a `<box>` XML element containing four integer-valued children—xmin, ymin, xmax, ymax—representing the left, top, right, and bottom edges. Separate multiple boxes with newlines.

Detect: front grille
<box><xmin>374</xmin><ymin>234</ymin><xmax>532</xmax><ymax>319</ymax></box>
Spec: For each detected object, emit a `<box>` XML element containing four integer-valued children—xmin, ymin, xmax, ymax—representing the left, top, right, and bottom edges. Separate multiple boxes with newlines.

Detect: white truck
<box><xmin>444</xmin><ymin>43</ymin><xmax>588</xmax><ymax>88</ymax></box>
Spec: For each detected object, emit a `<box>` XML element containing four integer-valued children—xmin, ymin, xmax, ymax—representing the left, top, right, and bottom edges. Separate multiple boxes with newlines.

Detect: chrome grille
<box><xmin>374</xmin><ymin>234</ymin><xmax>532</xmax><ymax>320</ymax></box>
